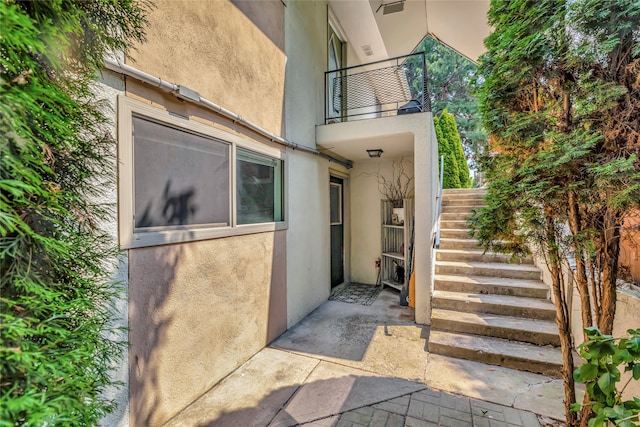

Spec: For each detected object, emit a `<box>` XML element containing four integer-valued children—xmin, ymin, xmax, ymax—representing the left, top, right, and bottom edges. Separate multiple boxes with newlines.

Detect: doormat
<box><xmin>329</xmin><ymin>283</ymin><xmax>382</xmax><ymax>306</ymax></box>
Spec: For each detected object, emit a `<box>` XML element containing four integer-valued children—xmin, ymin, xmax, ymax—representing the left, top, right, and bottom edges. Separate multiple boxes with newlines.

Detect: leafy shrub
<box><xmin>0</xmin><ymin>1</ymin><xmax>147</xmax><ymax>425</ymax></box>
<box><xmin>572</xmin><ymin>327</ymin><xmax>640</xmax><ymax>427</ymax></box>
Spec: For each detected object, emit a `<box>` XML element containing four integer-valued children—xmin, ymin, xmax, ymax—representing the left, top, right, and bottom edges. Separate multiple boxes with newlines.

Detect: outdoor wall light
<box><xmin>367</xmin><ymin>149</ymin><xmax>384</xmax><ymax>158</ymax></box>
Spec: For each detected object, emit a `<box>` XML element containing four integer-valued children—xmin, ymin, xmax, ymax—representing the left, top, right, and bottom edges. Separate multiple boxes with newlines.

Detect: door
<box><xmin>330</xmin><ymin>176</ymin><xmax>344</xmax><ymax>288</ymax></box>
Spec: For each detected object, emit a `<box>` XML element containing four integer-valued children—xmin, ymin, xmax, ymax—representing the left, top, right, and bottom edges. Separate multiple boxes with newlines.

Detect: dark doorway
<box><xmin>330</xmin><ymin>176</ymin><xmax>344</xmax><ymax>288</ymax></box>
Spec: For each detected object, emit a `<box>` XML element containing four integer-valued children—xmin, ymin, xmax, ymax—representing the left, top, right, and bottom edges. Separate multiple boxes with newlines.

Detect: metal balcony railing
<box><xmin>325</xmin><ymin>52</ymin><xmax>430</xmax><ymax>124</ymax></box>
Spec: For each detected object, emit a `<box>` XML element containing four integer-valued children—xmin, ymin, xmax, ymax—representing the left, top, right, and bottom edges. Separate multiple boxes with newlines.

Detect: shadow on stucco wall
<box><xmin>229</xmin><ymin>0</ymin><xmax>285</xmax><ymax>53</ymax></box>
<box><xmin>128</xmin><ymin>243</ymin><xmax>184</xmax><ymax>427</ymax></box>
<box><xmin>267</xmin><ymin>230</ymin><xmax>288</xmax><ymax>344</ymax></box>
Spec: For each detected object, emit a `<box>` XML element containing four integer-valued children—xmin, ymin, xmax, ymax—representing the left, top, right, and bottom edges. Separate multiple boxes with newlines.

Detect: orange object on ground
<box><xmin>408</xmin><ymin>270</ymin><xmax>416</xmax><ymax>307</ymax></box>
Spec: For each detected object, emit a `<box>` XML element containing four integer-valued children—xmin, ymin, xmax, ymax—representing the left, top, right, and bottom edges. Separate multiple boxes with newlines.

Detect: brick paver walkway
<box><xmin>321</xmin><ymin>388</ymin><xmax>542</xmax><ymax>427</ymax></box>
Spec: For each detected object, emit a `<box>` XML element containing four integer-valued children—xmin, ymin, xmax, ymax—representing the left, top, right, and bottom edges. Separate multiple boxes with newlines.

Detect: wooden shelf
<box><xmin>382</xmin><ymin>252</ymin><xmax>404</xmax><ymax>260</ymax></box>
<box><xmin>382</xmin><ymin>279</ymin><xmax>403</xmax><ymax>291</ymax></box>
<box><xmin>381</xmin><ymin>199</ymin><xmax>413</xmax><ymax>302</ymax></box>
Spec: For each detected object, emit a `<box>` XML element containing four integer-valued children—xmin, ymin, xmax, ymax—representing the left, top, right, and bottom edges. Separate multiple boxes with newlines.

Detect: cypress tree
<box><xmin>0</xmin><ymin>1</ymin><xmax>148</xmax><ymax>424</ymax></box>
<box><xmin>472</xmin><ymin>0</ymin><xmax>640</xmax><ymax>425</ymax></box>
<box><xmin>434</xmin><ymin>114</ymin><xmax>461</xmax><ymax>188</ymax></box>
<box><xmin>439</xmin><ymin>110</ymin><xmax>471</xmax><ymax>188</ymax></box>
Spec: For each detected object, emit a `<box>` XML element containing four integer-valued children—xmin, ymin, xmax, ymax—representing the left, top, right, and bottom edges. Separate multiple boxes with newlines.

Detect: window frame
<box><xmin>118</xmin><ymin>96</ymin><xmax>287</xmax><ymax>249</ymax></box>
<box><xmin>329</xmin><ymin>182</ymin><xmax>342</xmax><ymax>225</ymax></box>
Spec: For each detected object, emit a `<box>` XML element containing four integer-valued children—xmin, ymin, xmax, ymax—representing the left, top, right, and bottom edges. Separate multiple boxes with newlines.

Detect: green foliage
<box><xmin>439</xmin><ymin>110</ymin><xmax>471</xmax><ymax>188</ymax></box>
<box><xmin>472</xmin><ymin>0</ymin><xmax>640</xmax><ymax>424</ymax></box>
<box><xmin>434</xmin><ymin>113</ymin><xmax>460</xmax><ymax>188</ymax></box>
<box><xmin>434</xmin><ymin>110</ymin><xmax>471</xmax><ymax>188</ymax></box>
<box><xmin>408</xmin><ymin>37</ymin><xmax>488</xmax><ymax>167</ymax></box>
<box><xmin>572</xmin><ymin>327</ymin><xmax>640</xmax><ymax>427</ymax></box>
<box><xmin>0</xmin><ymin>1</ymin><xmax>147</xmax><ymax>425</ymax></box>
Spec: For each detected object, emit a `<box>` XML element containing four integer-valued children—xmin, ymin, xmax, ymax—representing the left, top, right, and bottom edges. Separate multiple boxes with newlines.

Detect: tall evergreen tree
<box><xmin>439</xmin><ymin>110</ymin><xmax>471</xmax><ymax>188</ymax></box>
<box><xmin>0</xmin><ymin>1</ymin><xmax>148</xmax><ymax>424</ymax></box>
<box><xmin>434</xmin><ymin>113</ymin><xmax>461</xmax><ymax>188</ymax></box>
<box><xmin>472</xmin><ymin>0</ymin><xmax>640</xmax><ymax>425</ymax></box>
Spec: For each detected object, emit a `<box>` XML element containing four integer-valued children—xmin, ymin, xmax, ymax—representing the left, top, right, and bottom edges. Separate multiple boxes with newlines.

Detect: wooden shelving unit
<box><xmin>380</xmin><ymin>198</ymin><xmax>414</xmax><ymax>291</ymax></box>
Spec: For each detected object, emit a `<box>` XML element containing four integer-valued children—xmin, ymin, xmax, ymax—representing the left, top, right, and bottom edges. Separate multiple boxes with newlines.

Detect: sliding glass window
<box><xmin>236</xmin><ymin>147</ymin><xmax>283</xmax><ymax>225</ymax></box>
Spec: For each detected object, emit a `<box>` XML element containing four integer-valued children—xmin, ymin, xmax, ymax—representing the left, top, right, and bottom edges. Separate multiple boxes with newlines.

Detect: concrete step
<box><xmin>434</xmin><ymin>274</ymin><xmax>549</xmax><ymax>299</ymax></box>
<box><xmin>435</xmin><ymin>260</ymin><xmax>541</xmax><ymax>281</ymax></box>
<box><xmin>440</xmin><ymin>212</ymin><xmax>473</xmax><ymax>221</ymax></box>
<box><xmin>432</xmin><ymin>290</ymin><xmax>556</xmax><ymax>320</ymax></box>
<box><xmin>428</xmin><ymin>330</ymin><xmax>562</xmax><ymax>377</ymax></box>
<box><xmin>442</xmin><ymin>199</ymin><xmax>485</xmax><ymax>207</ymax></box>
<box><xmin>439</xmin><ymin>229</ymin><xmax>473</xmax><ymax>239</ymax></box>
<box><xmin>431</xmin><ymin>309</ymin><xmax>560</xmax><ymax>346</ymax></box>
<box><xmin>438</xmin><ymin>238</ymin><xmax>481</xmax><ymax>250</ymax></box>
<box><xmin>436</xmin><ymin>249</ymin><xmax>533</xmax><ymax>265</ymax></box>
<box><xmin>441</xmin><ymin>205</ymin><xmax>482</xmax><ymax>214</ymax></box>
<box><xmin>440</xmin><ymin>220</ymin><xmax>472</xmax><ymax>230</ymax></box>
<box><xmin>442</xmin><ymin>189</ymin><xmax>486</xmax><ymax>197</ymax></box>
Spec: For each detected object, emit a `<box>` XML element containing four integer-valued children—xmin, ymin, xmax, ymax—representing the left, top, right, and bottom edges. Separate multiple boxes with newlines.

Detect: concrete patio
<box><xmin>163</xmin><ymin>288</ymin><xmax>567</xmax><ymax>426</ymax></box>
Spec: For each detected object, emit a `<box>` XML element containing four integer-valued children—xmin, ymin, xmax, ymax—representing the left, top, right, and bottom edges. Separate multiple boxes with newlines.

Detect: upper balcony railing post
<box><xmin>324</xmin><ymin>70</ymin><xmax>327</xmax><ymax>124</ymax></box>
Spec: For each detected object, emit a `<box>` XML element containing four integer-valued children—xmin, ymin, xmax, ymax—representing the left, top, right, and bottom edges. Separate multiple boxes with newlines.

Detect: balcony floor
<box><xmin>316</xmin><ymin>112</ymin><xmax>431</xmax><ymax>161</ymax></box>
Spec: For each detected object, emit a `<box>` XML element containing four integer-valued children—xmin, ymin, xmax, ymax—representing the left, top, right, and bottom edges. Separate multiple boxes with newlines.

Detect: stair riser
<box><xmin>440</xmin><ymin>213</ymin><xmax>473</xmax><ymax>221</ymax></box>
<box><xmin>438</xmin><ymin>240</ymin><xmax>481</xmax><ymax>250</ymax></box>
<box><xmin>431</xmin><ymin>319</ymin><xmax>560</xmax><ymax>346</ymax></box>
<box><xmin>427</xmin><ymin>342</ymin><xmax>561</xmax><ymax>377</ymax></box>
<box><xmin>434</xmin><ymin>279</ymin><xmax>549</xmax><ymax>299</ymax></box>
<box><xmin>436</xmin><ymin>251</ymin><xmax>533</xmax><ymax>265</ymax></box>
<box><xmin>442</xmin><ymin>200</ymin><xmax>485</xmax><ymax>207</ymax></box>
<box><xmin>441</xmin><ymin>206</ymin><xmax>482</xmax><ymax>214</ymax></box>
<box><xmin>439</xmin><ymin>229</ymin><xmax>473</xmax><ymax>239</ymax></box>
<box><xmin>432</xmin><ymin>297</ymin><xmax>556</xmax><ymax>321</ymax></box>
<box><xmin>440</xmin><ymin>221</ymin><xmax>472</xmax><ymax>230</ymax></box>
<box><xmin>435</xmin><ymin>264</ymin><xmax>541</xmax><ymax>281</ymax></box>
<box><xmin>442</xmin><ymin>191</ymin><xmax>486</xmax><ymax>198</ymax></box>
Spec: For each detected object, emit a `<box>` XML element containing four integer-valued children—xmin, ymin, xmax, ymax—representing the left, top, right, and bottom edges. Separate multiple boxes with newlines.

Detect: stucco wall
<box><xmin>350</xmin><ymin>159</ymin><xmax>415</xmax><ymax>285</ymax></box>
<box><xmin>284</xmin><ymin>0</ymin><xmax>333</xmax><ymax>327</ymax></box>
<box><xmin>129</xmin><ymin>231</ymin><xmax>286</xmax><ymax>427</ymax></box>
<box><xmin>535</xmin><ymin>256</ymin><xmax>640</xmax><ymax>401</ymax></box>
<box><xmin>129</xmin><ymin>0</ymin><xmax>286</xmax><ymax>136</ymax></box>
<box><xmin>94</xmin><ymin>70</ymin><xmax>130</xmax><ymax>427</ymax></box>
<box><xmin>116</xmin><ymin>3</ymin><xmax>294</xmax><ymax>425</ymax></box>
<box><xmin>120</xmin><ymin>76</ymin><xmax>290</xmax><ymax>427</ymax></box>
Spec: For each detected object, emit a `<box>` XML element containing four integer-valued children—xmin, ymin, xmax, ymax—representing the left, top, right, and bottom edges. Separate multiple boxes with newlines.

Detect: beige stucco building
<box><xmin>94</xmin><ymin>1</ymin><xmax>640</xmax><ymax>426</ymax></box>
<box><xmin>95</xmin><ymin>1</ymin><xmax>493</xmax><ymax>425</ymax></box>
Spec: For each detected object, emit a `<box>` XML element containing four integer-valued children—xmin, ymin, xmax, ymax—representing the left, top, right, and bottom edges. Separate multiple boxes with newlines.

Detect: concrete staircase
<box><xmin>429</xmin><ymin>188</ymin><xmax>563</xmax><ymax>377</ymax></box>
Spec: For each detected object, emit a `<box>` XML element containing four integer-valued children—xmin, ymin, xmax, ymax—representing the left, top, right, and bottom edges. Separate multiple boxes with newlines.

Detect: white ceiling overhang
<box><xmin>328</xmin><ymin>0</ymin><xmax>491</xmax><ymax>64</ymax></box>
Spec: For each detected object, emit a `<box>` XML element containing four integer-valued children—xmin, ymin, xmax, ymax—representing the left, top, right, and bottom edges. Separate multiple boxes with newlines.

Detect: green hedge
<box><xmin>0</xmin><ymin>1</ymin><xmax>147</xmax><ymax>425</ymax></box>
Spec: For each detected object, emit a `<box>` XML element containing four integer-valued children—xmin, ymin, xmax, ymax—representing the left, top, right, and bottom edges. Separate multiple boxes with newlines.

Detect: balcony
<box><xmin>324</xmin><ymin>52</ymin><xmax>430</xmax><ymax>124</ymax></box>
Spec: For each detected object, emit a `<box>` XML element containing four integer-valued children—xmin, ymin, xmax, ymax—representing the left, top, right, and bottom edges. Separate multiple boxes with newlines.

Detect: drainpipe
<box><xmin>103</xmin><ymin>58</ymin><xmax>353</xmax><ymax>169</ymax></box>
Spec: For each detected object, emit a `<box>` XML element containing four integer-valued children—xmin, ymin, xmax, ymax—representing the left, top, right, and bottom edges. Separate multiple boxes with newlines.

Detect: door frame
<box><xmin>329</xmin><ymin>170</ymin><xmax>350</xmax><ymax>288</ymax></box>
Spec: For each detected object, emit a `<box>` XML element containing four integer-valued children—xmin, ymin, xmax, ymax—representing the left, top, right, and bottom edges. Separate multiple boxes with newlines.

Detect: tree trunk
<box><xmin>598</xmin><ymin>209</ymin><xmax>621</xmax><ymax>335</ymax></box>
<box><xmin>567</xmin><ymin>191</ymin><xmax>593</xmax><ymax>336</ymax></box>
<box><xmin>579</xmin><ymin>394</ymin><xmax>593</xmax><ymax>427</ymax></box>
<box><xmin>546</xmin><ymin>215</ymin><xmax>578</xmax><ymax>426</ymax></box>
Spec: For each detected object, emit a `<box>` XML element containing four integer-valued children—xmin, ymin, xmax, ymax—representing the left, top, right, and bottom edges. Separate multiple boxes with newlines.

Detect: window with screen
<box><xmin>133</xmin><ymin>116</ymin><xmax>231</xmax><ymax>230</ymax></box>
<box><xmin>118</xmin><ymin>96</ymin><xmax>287</xmax><ymax>248</ymax></box>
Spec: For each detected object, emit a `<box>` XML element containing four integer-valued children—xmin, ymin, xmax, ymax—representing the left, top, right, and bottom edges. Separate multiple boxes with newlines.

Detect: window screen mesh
<box><xmin>133</xmin><ymin>116</ymin><xmax>230</xmax><ymax>229</ymax></box>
